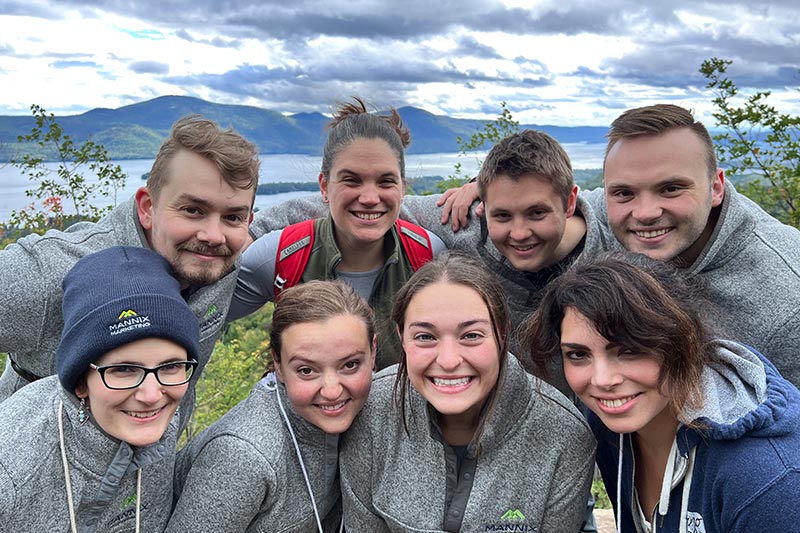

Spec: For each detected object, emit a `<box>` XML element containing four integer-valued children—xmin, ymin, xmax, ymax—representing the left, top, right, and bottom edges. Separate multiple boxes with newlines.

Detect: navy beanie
<box><xmin>56</xmin><ymin>246</ymin><xmax>200</xmax><ymax>393</ymax></box>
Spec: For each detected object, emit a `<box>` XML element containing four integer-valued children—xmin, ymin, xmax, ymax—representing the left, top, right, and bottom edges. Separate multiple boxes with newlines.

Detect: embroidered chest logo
<box><xmin>199</xmin><ymin>303</ymin><xmax>224</xmax><ymax>335</ymax></box>
<box><xmin>109</xmin><ymin>309</ymin><xmax>150</xmax><ymax>336</ymax></box>
<box><xmin>121</xmin><ymin>493</ymin><xmax>137</xmax><ymax>510</ymax></box>
<box><xmin>686</xmin><ymin>511</ymin><xmax>706</xmax><ymax>533</ymax></box>
<box><xmin>484</xmin><ymin>509</ymin><xmax>537</xmax><ymax>531</ymax></box>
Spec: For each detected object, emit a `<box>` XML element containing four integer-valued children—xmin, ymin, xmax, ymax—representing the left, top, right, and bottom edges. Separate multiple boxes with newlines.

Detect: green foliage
<box><xmin>592</xmin><ymin>479</ymin><xmax>611</xmax><ymax>510</ymax></box>
<box><xmin>701</xmin><ymin>58</ymin><xmax>800</xmax><ymax>228</ymax></box>
<box><xmin>180</xmin><ymin>304</ymin><xmax>274</xmax><ymax>445</ymax></box>
<box><xmin>8</xmin><ymin>104</ymin><xmax>127</xmax><ymax>230</ymax></box>
<box><xmin>442</xmin><ymin>102</ymin><xmax>520</xmax><ymax>192</ymax></box>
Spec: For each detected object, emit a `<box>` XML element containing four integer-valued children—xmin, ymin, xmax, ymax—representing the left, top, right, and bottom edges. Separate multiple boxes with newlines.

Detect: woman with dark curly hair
<box><xmin>525</xmin><ymin>253</ymin><xmax>800</xmax><ymax>533</ymax></box>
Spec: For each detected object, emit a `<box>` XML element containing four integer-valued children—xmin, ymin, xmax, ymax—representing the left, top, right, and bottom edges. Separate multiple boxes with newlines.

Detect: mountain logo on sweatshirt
<box><xmin>500</xmin><ymin>509</ymin><xmax>526</xmax><ymax>521</ymax></box>
<box><xmin>484</xmin><ymin>508</ymin><xmax>536</xmax><ymax>531</ymax></box>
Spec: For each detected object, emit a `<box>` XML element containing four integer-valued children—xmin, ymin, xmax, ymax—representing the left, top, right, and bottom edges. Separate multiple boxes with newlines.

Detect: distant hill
<box><xmin>0</xmin><ymin>95</ymin><xmax>608</xmax><ymax>161</ymax></box>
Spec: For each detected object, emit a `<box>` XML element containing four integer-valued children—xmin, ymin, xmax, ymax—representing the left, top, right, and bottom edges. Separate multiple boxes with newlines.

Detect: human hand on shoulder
<box><xmin>437</xmin><ymin>181</ymin><xmax>482</xmax><ymax>232</ymax></box>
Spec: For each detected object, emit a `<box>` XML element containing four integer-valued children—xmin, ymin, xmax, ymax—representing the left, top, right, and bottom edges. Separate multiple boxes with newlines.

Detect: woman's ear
<box><xmin>74</xmin><ymin>379</ymin><xmax>88</xmax><ymax>399</ymax></box>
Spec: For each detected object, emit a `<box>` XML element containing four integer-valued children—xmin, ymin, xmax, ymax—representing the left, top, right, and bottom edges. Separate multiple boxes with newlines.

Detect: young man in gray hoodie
<box><xmin>581</xmin><ymin>104</ymin><xmax>800</xmax><ymax>387</ymax></box>
<box><xmin>0</xmin><ymin>115</ymin><xmax>261</xmax><ymax>424</ymax></box>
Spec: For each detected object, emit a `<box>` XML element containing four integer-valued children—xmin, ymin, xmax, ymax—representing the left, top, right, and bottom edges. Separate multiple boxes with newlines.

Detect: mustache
<box><xmin>179</xmin><ymin>242</ymin><xmax>233</xmax><ymax>257</ymax></box>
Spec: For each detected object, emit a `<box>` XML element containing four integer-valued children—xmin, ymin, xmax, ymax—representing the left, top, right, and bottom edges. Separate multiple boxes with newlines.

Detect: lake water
<box><xmin>0</xmin><ymin>143</ymin><xmax>604</xmax><ymax>222</ymax></box>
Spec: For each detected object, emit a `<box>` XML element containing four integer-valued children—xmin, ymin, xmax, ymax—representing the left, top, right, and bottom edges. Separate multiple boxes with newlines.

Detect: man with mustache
<box><xmin>0</xmin><ymin>115</ymin><xmax>261</xmax><ymax>424</ymax></box>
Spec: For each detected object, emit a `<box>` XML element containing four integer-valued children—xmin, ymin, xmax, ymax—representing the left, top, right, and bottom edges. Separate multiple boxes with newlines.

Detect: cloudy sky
<box><xmin>1</xmin><ymin>0</ymin><xmax>798</xmax><ymax>126</ymax></box>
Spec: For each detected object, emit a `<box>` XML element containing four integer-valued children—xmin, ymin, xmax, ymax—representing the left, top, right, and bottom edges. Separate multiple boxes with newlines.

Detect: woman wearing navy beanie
<box><xmin>0</xmin><ymin>246</ymin><xmax>199</xmax><ymax>532</ymax></box>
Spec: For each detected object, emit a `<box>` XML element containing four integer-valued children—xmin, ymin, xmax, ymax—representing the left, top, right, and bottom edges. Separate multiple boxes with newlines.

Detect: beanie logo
<box><xmin>109</xmin><ymin>309</ymin><xmax>151</xmax><ymax>336</ymax></box>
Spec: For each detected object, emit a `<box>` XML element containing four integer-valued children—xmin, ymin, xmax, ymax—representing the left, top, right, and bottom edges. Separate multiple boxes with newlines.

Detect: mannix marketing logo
<box><xmin>484</xmin><ymin>508</ymin><xmax>536</xmax><ymax>531</ymax></box>
<box><xmin>109</xmin><ymin>308</ymin><xmax>151</xmax><ymax>336</ymax></box>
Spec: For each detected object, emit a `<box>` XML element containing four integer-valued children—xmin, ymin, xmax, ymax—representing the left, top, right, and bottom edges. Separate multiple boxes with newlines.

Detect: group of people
<box><xmin>0</xmin><ymin>97</ymin><xmax>798</xmax><ymax>532</ymax></box>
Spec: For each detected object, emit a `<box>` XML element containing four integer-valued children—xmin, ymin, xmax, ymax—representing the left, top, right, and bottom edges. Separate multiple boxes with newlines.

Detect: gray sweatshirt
<box><xmin>0</xmin><ymin>376</ymin><xmax>179</xmax><ymax>533</ymax></box>
<box><xmin>167</xmin><ymin>374</ymin><xmax>342</xmax><ymax>533</ymax></box>
<box><xmin>583</xmin><ymin>181</ymin><xmax>800</xmax><ymax>387</ymax></box>
<box><xmin>0</xmin><ymin>197</ymin><xmax>243</xmax><ymax>424</ymax></box>
<box><xmin>339</xmin><ymin>354</ymin><xmax>596</xmax><ymax>532</ymax></box>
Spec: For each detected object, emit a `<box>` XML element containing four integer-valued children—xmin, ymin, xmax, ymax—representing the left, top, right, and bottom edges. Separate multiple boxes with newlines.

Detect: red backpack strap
<box><xmin>396</xmin><ymin>219</ymin><xmax>434</xmax><ymax>271</ymax></box>
<box><xmin>274</xmin><ymin>219</ymin><xmax>316</xmax><ymax>299</ymax></box>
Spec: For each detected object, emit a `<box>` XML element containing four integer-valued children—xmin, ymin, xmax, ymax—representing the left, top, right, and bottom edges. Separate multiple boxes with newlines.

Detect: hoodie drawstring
<box><xmin>616</xmin><ymin>432</ymin><xmax>623</xmax><ymax>533</ymax></box>
<box><xmin>58</xmin><ymin>400</ymin><xmax>141</xmax><ymax>533</ymax></box>
<box><xmin>654</xmin><ymin>438</ymin><xmax>680</xmax><ymax>531</ymax></box>
<box><xmin>273</xmin><ymin>379</ymin><xmax>325</xmax><ymax>533</ymax></box>
<box><xmin>678</xmin><ymin>446</ymin><xmax>697</xmax><ymax>533</ymax></box>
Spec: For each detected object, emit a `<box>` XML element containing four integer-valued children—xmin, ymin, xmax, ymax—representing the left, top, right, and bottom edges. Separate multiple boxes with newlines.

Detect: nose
<box><xmin>197</xmin><ymin>218</ymin><xmax>226</xmax><ymax>246</ymax></box>
<box><xmin>590</xmin><ymin>356</ymin><xmax>623</xmax><ymax>389</ymax></box>
<box><xmin>509</xmin><ymin>217</ymin><xmax>532</xmax><ymax>241</ymax></box>
<box><xmin>631</xmin><ymin>197</ymin><xmax>663</xmax><ymax>224</ymax></box>
<box><xmin>320</xmin><ymin>373</ymin><xmax>344</xmax><ymax>400</ymax></box>
<box><xmin>435</xmin><ymin>338</ymin><xmax>463</xmax><ymax>371</ymax></box>
<box><xmin>134</xmin><ymin>373</ymin><xmax>165</xmax><ymax>403</ymax></box>
<box><xmin>358</xmin><ymin>183</ymin><xmax>380</xmax><ymax>206</ymax></box>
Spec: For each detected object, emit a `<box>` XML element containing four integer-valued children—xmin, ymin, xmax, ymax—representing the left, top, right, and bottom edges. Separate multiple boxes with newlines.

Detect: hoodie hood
<box><xmin>681</xmin><ymin>339</ymin><xmax>799</xmax><ymax>443</ymax></box>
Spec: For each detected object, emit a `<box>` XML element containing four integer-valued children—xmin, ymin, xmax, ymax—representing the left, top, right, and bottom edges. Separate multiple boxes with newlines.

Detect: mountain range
<box><xmin>0</xmin><ymin>95</ymin><xmax>609</xmax><ymax>161</ymax></box>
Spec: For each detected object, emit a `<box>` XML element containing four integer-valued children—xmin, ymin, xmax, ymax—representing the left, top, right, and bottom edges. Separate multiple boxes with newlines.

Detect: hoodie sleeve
<box><xmin>166</xmin><ymin>435</ymin><xmax>273</xmax><ymax>533</ymax></box>
<box><xmin>0</xmin><ymin>238</ymin><xmax>50</xmax><ymax>355</ymax></box>
<box><xmin>726</xmin><ymin>471</ymin><xmax>800</xmax><ymax>532</ymax></box>
<box><xmin>340</xmin><ymin>413</ymin><xmax>391</xmax><ymax>532</ymax></box>
<box><xmin>249</xmin><ymin>194</ymin><xmax>327</xmax><ymax>239</ymax></box>
<box><xmin>539</xmin><ymin>427</ymin><xmax>597</xmax><ymax>533</ymax></box>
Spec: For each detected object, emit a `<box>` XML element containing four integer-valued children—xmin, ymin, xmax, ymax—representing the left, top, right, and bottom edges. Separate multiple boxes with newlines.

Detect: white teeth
<box><xmin>512</xmin><ymin>244</ymin><xmax>535</xmax><ymax>251</ymax></box>
<box><xmin>125</xmin><ymin>409</ymin><xmax>160</xmax><ymax>419</ymax></box>
<box><xmin>432</xmin><ymin>377</ymin><xmax>470</xmax><ymax>387</ymax></box>
<box><xmin>635</xmin><ymin>228</ymin><xmax>669</xmax><ymax>238</ymax></box>
<box><xmin>319</xmin><ymin>401</ymin><xmax>347</xmax><ymax>411</ymax></box>
<box><xmin>598</xmin><ymin>396</ymin><xmax>635</xmax><ymax>408</ymax></box>
<box><xmin>355</xmin><ymin>212</ymin><xmax>382</xmax><ymax>220</ymax></box>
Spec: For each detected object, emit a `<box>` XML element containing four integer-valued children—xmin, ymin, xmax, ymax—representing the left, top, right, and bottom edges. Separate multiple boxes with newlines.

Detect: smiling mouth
<box><xmin>124</xmin><ymin>408</ymin><xmax>163</xmax><ymax>419</ymax></box>
<box><xmin>431</xmin><ymin>376</ymin><xmax>472</xmax><ymax>387</ymax></box>
<box><xmin>509</xmin><ymin>243</ymin><xmax>538</xmax><ymax>252</ymax></box>
<box><xmin>597</xmin><ymin>395</ymin><xmax>638</xmax><ymax>409</ymax></box>
<box><xmin>634</xmin><ymin>228</ymin><xmax>670</xmax><ymax>239</ymax></box>
<box><xmin>318</xmin><ymin>400</ymin><xmax>349</xmax><ymax>411</ymax></box>
<box><xmin>353</xmin><ymin>212</ymin><xmax>383</xmax><ymax>220</ymax></box>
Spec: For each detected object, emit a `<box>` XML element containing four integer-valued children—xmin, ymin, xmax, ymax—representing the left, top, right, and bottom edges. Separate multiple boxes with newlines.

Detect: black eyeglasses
<box><xmin>89</xmin><ymin>359</ymin><xmax>198</xmax><ymax>390</ymax></box>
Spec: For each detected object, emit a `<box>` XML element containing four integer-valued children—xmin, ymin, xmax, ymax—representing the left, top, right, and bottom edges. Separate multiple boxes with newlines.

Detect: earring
<box><xmin>78</xmin><ymin>397</ymin><xmax>89</xmax><ymax>423</ymax></box>
<box><xmin>322</xmin><ymin>194</ymin><xmax>328</xmax><ymax>203</ymax></box>
<box><xmin>174</xmin><ymin>407</ymin><xmax>181</xmax><ymax>418</ymax></box>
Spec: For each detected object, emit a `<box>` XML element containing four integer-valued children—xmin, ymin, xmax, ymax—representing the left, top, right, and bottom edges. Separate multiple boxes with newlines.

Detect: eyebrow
<box><xmin>334</xmin><ymin>168</ymin><xmax>400</xmax><ymax>179</ymax></box>
<box><xmin>606</xmin><ymin>175</ymin><xmax>694</xmax><ymax>190</ymax></box>
<box><xmin>174</xmin><ymin>193</ymin><xmax>251</xmax><ymax>213</ymax></box>
<box><xmin>287</xmin><ymin>352</ymin><xmax>366</xmax><ymax>365</ymax></box>
<box><xmin>409</xmin><ymin>318</ymin><xmax>491</xmax><ymax>329</ymax></box>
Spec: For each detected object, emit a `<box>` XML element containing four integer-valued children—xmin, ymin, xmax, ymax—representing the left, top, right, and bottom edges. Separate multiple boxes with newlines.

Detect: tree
<box><xmin>180</xmin><ymin>304</ymin><xmax>274</xmax><ymax>444</ymax></box>
<box><xmin>440</xmin><ymin>101</ymin><xmax>520</xmax><ymax>192</ymax></box>
<box><xmin>700</xmin><ymin>58</ymin><xmax>800</xmax><ymax>228</ymax></box>
<box><xmin>8</xmin><ymin>104</ymin><xmax>127</xmax><ymax>231</ymax></box>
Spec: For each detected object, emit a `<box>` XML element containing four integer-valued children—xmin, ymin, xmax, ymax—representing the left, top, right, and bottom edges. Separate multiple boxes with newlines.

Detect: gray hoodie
<box><xmin>167</xmin><ymin>374</ymin><xmax>341</xmax><ymax>533</ymax></box>
<box><xmin>339</xmin><ymin>354</ymin><xmax>596</xmax><ymax>532</ymax></box>
<box><xmin>583</xmin><ymin>181</ymin><xmax>800</xmax><ymax>387</ymax></box>
<box><xmin>0</xmin><ymin>376</ymin><xmax>179</xmax><ymax>533</ymax></box>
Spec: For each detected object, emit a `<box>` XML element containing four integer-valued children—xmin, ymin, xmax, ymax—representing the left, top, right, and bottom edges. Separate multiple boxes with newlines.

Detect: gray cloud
<box><xmin>128</xmin><ymin>60</ymin><xmax>170</xmax><ymax>74</ymax></box>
